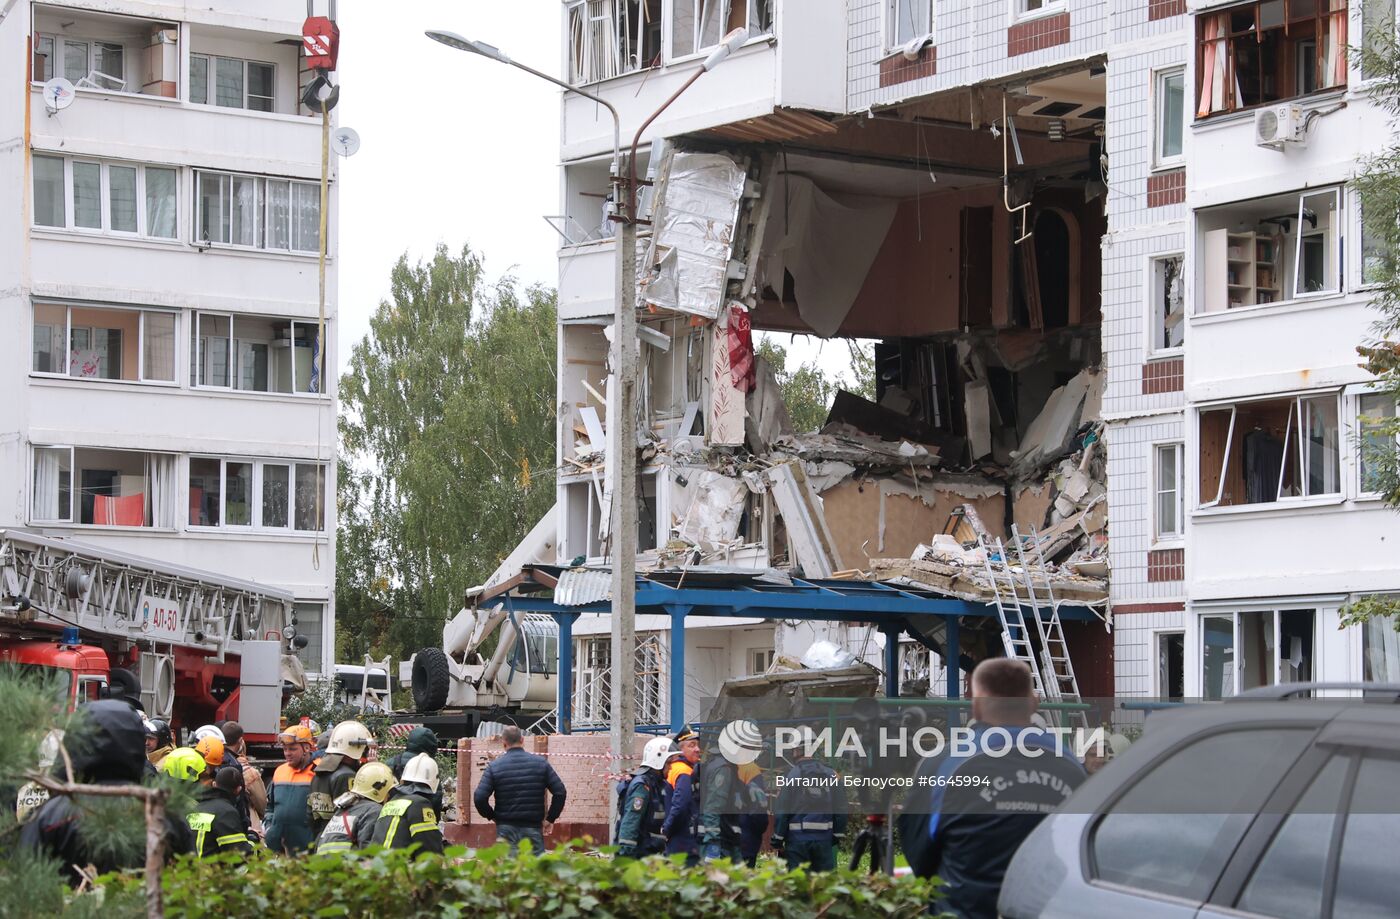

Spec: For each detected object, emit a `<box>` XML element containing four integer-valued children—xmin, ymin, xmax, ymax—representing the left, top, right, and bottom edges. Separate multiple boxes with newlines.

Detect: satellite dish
<box><xmin>42</xmin><ymin>77</ymin><xmax>76</xmax><ymax>114</ymax></box>
<box><xmin>331</xmin><ymin>126</ymin><xmax>360</xmax><ymax>157</ymax></box>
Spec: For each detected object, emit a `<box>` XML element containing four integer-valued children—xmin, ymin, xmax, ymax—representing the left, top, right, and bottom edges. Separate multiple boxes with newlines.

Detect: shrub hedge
<box><xmin>98</xmin><ymin>843</ymin><xmax>940</xmax><ymax>918</ymax></box>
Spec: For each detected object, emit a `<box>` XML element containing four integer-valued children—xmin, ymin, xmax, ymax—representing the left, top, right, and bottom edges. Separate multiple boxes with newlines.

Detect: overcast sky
<box><xmin>335</xmin><ymin>1</ymin><xmax>856</xmax><ymax>379</ymax></box>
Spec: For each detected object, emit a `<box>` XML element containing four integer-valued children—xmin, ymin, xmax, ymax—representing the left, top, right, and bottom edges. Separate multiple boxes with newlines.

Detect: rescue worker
<box><xmin>737</xmin><ymin>762</ymin><xmax>770</xmax><ymax>868</ymax></box>
<box><xmin>309</xmin><ymin>720</ymin><xmax>372</xmax><ymax>837</ymax></box>
<box><xmin>660</xmin><ymin>725</ymin><xmax>701</xmax><ymax>864</ymax></box>
<box><xmin>264</xmin><ymin>724</ymin><xmax>318</xmax><ymax>854</ymax></box>
<box><xmin>22</xmin><ymin>700</ymin><xmax>193</xmax><ymax>885</ymax></box>
<box><xmin>145</xmin><ymin>718</ymin><xmax>173</xmax><ymax>769</ymax></box>
<box><xmin>615</xmin><ymin>737</ymin><xmax>674</xmax><ymax>859</ymax></box>
<box><xmin>160</xmin><ymin>746</ymin><xmax>208</xmax><ymax>782</ymax></box>
<box><xmin>179</xmin><ymin>757</ymin><xmax>253</xmax><ymax>859</ymax></box>
<box><xmin>220</xmin><ymin>721</ymin><xmax>267</xmax><ymax>838</ymax></box>
<box><xmin>315</xmin><ymin>761</ymin><xmax>397</xmax><ymax>853</ymax></box>
<box><xmin>141</xmin><ymin>720</ymin><xmax>161</xmax><ymax>777</ymax></box>
<box><xmin>697</xmin><ymin>746</ymin><xmax>747</xmax><ymax>862</ymax></box>
<box><xmin>387</xmin><ymin>726</ymin><xmax>440</xmax><ymax>779</ymax></box>
<box><xmin>770</xmin><ymin>729</ymin><xmax>845</xmax><ymax>872</ymax></box>
<box><xmin>370</xmin><ymin>752</ymin><xmax>443</xmax><ymax>858</ymax></box>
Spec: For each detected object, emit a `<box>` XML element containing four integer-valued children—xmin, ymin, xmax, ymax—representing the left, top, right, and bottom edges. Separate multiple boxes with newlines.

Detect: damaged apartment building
<box><xmin>484</xmin><ymin>0</ymin><xmax>1396</xmax><ymax>730</ymax></box>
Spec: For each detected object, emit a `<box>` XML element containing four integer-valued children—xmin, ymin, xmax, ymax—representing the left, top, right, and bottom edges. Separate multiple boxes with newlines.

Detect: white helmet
<box><xmin>193</xmin><ymin>724</ymin><xmax>225</xmax><ymax>744</ymax></box>
<box><xmin>401</xmin><ymin>752</ymin><xmax>440</xmax><ymax>793</ymax></box>
<box><xmin>641</xmin><ymin>736</ymin><xmax>675</xmax><ymax>771</ymax></box>
<box><xmin>326</xmin><ymin>720</ymin><xmax>373</xmax><ymax>759</ymax></box>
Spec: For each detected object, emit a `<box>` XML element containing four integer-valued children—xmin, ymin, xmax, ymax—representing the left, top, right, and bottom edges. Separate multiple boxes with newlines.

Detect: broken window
<box><xmin>1200</xmin><ymin>608</ymin><xmax>1314</xmax><ymax>697</ymax></box>
<box><xmin>1155</xmin><ymin>68</ymin><xmax>1185</xmax><ymax>164</ymax></box>
<box><xmin>667</xmin><ymin>0</ymin><xmax>769</xmax><ymax>61</ymax></box>
<box><xmin>747</xmin><ymin>647</ymin><xmax>774</xmax><ymax>675</ymax></box>
<box><xmin>1358</xmin><ymin>392</ymin><xmax>1397</xmax><ymax>495</ymax></box>
<box><xmin>1198</xmin><ymin>186</ymin><xmax>1341</xmax><ymax>311</ymax></box>
<box><xmin>1155</xmin><ymin>443</ymin><xmax>1184</xmax><ymax>539</ymax></box>
<box><xmin>1156</xmin><ymin>631</ymin><xmax>1185</xmax><ymax>701</ymax></box>
<box><xmin>567</xmin><ymin>1</ymin><xmax>663</xmax><ymax>84</ymax></box>
<box><xmin>886</xmin><ymin>0</ymin><xmax>934</xmax><ymax>47</ymax></box>
<box><xmin>573</xmin><ymin>634</ymin><xmax>666</xmax><ymax>726</ymax></box>
<box><xmin>1196</xmin><ymin>0</ymin><xmax>1348</xmax><ymax>118</ymax></box>
<box><xmin>1198</xmin><ymin>393</ymin><xmax>1340</xmax><ymax>508</ymax></box>
<box><xmin>1152</xmin><ymin>255</ymin><xmax>1185</xmax><ymax>351</ymax></box>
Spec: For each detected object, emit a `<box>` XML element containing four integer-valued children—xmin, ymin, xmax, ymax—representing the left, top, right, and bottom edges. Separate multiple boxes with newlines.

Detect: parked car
<box><xmin>999</xmin><ymin>683</ymin><xmax>1400</xmax><ymax>918</ymax></box>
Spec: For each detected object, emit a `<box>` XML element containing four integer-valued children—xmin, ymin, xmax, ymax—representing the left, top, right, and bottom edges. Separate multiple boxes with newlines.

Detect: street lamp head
<box><xmin>702</xmin><ymin>27</ymin><xmax>750</xmax><ymax>71</ymax></box>
<box><xmin>425</xmin><ymin>29</ymin><xmax>512</xmax><ymax>65</ymax></box>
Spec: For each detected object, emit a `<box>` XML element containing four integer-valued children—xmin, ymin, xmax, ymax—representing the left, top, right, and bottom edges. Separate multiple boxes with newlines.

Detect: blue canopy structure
<box><xmin>481</xmin><ymin>565</ymin><xmax>1103</xmax><ymax>733</ymax></box>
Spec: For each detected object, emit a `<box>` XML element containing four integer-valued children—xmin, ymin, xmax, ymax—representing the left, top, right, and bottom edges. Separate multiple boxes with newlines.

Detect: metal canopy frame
<box><xmin>488</xmin><ymin>566</ymin><xmax>1100</xmax><ymax>733</ymax></box>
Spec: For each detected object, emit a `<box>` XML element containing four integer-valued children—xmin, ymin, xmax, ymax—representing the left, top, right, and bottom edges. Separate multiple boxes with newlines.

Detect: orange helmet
<box><xmin>195</xmin><ymin>736</ymin><xmax>225</xmax><ymax>768</ymax></box>
<box><xmin>279</xmin><ymin>725</ymin><xmax>315</xmax><ymax>746</ymax></box>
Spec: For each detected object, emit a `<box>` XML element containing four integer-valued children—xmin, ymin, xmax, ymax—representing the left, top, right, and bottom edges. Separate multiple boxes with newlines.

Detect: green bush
<box><xmin>98</xmin><ymin>843</ymin><xmax>940</xmax><ymax>918</ymax></box>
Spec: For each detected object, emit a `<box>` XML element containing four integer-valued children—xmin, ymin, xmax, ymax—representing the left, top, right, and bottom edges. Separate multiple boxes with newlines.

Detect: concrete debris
<box><xmin>765</xmin><ymin>460</ymin><xmax>843</xmax><ymax>578</ymax></box>
<box><xmin>1011</xmin><ymin>368</ymin><xmax>1103</xmax><ymax>475</ymax></box>
<box><xmin>673</xmin><ymin>470</ymin><xmax>748</xmax><ymax>552</ymax></box>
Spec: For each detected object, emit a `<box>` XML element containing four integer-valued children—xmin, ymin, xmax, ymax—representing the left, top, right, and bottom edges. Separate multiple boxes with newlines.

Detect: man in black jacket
<box><xmin>370</xmin><ymin>753</ymin><xmax>443</xmax><ymax>858</ymax></box>
<box><xmin>189</xmin><ymin>766</ymin><xmax>253</xmax><ymax>858</ymax></box>
<box><xmin>21</xmin><ymin>700</ymin><xmax>194</xmax><ymax>885</ymax></box>
<box><xmin>472</xmin><ymin>725</ymin><xmax>567</xmax><ymax>854</ymax></box>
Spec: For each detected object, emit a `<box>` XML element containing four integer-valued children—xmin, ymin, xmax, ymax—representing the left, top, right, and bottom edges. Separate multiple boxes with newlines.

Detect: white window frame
<box><xmin>1146</xmin><ymin>251</ymin><xmax>1186</xmax><ymax>357</ymax></box>
<box><xmin>747</xmin><ymin>646</ymin><xmax>774</xmax><ymax>675</ymax></box>
<box><xmin>190</xmin><ymin>311</ymin><xmax>326</xmax><ymax>396</ymax></box>
<box><xmin>30</xmin><ymin>444</ymin><xmax>75</xmax><ymax>524</ymax></box>
<box><xmin>1351</xmin><ymin>384</ymin><xmax>1399</xmax><ymax>500</ymax></box>
<box><xmin>34</xmin><ymin>32</ymin><xmax>128</xmax><ymax>92</ymax></box>
<box><xmin>1293</xmin><ymin>187</ymin><xmax>1342</xmax><ymax>300</ymax></box>
<box><xmin>1012</xmin><ymin>0</ymin><xmax>1066</xmax><ymax>22</ymax></box>
<box><xmin>194</xmin><ymin>170</ymin><xmax>320</xmax><ymax>254</ymax></box>
<box><xmin>884</xmin><ymin>0</ymin><xmax>936</xmax><ymax>52</ymax></box>
<box><xmin>31</xmin><ymin>155</ymin><xmax>179</xmax><ymax>240</ymax></box>
<box><xmin>1196</xmin><ymin>390</ymin><xmax>1344</xmax><ymax>512</ymax></box>
<box><xmin>1198</xmin><ymin>607</ymin><xmax>1317</xmax><ymax>697</ymax></box>
<box><xmin>1151</xmin><ymin>628</ymin><xmax>1186</xmax><ymax>700</ymax></box>
<box><xmin>187</xmin><ymin>456</ymin><xmax>327</xmax><ymax>533</ymax></box>
<box><xmin>188</xmin><ymin>53</ymin><xmax>275</xmax><ymax>112</ymax></box>
<box><xmin>1153</xmin><ymin>67</ymin><xmax>1186</xmax><ymax>169</ymax></box>
<box><xmin>1153</xmin><ymin>442</ymin><xmax>1185</xmax><ymax>543</ymax></box>
<box><xmin>31</xmin><ymin>302</ymin><xmax>180</xmax><ymax>385</ymax></box>
<box><xmin>1355</xmin><ymin>0</ymin><xmax>1398</xmax><ymax>84</ymax></box>
<box><xmin>1352</xmin><ymin>188</ymin><xmax>1391</xmax><ymax>291</ymax></box>
<box><xmin>291</xmin><ymin>600</ymin><xmax>328</xmax><ymax>674</ymax></box>
<box><xmin>663</xmin><ymin>0</ymin><xmax>768</xmax><ymax>65</ymax></box>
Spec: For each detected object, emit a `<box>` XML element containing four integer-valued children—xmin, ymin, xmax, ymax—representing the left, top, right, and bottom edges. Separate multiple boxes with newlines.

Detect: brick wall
<box><xmin>1147</xmin><ymin>169</ymin><xmax>1186</xmax><ymax>207</ymax></box>
<box><xmin>1148</xmin><ymin>0</ymin><xmax>1186</xmax><ymax>20</ymax></box>
<box><xmin>1142</xmin><ymin>357</ymin><xmax>1184</xmax><ymax>394</ymax></box>
<box><xmin>878</xmin><ymin>44</ymin><xmax>937</xmax><ymax>87</ymax></box>
<box><xmin>1147</xmin><ymin>547</ymin><xmax>1185</xmax><ymax>582</ymax></box>
<box><xmin>1008</xmin><ymin>12</ymin><xmax>1071</xmax><ymax>56</ymax></box>
<box><xmin>450</xmin><ymin>733</ymin><xmax>649</xmax><ymax>848</ymax></box>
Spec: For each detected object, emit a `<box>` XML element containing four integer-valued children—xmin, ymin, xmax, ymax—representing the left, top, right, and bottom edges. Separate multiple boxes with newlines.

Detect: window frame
<box><xmin>1147</xmin><ymin>251</ymin><xmax>1186</xmax><ymax>357</ymax></box>
<box><xmin>30</xmin><ymin>444</ymin><xmax>76</xmax><ymax>524</ymax></box>
<box><xmin>291</xmin><ymin>600</ymin><xmax>327</xmax><ymax>673</ymax></box>
<box><xmin>663</xmin><ymin>0</ymin><xmax>771</xmax><ymax>66</ymax></box>
<box><xmin>1356</xmin><ymin>0</ymin><xmax>1396</xmax><ymax>84</ymax></box>
<box><xmin>193</xmin><ymin>169</ymin><xmax>321</xmax><ymax>254</ymax></box>
<box><xmin>31</xmin><ymin>155</ymin><xmax>179</xmax><ymax>240</ymax></box>
<box><xmin>1012</xmin><ymin>0</ymin><xmax>1067</xmax><ymax>23</ymax></box>
<box><xmin>884</xmin><ymin>0</ymin><xmax>936</xmax><ymax>51</ymax></box>
<box><xmin>30</xmin><ymin>302</ymin><xmax>179</xmax><ymax>386</ymax></box>
<box><xmin>1196</xmin><ymin>390</ymin><xmax>1345</xmax><ymax>512</ymax></box>
<box><xmin>189</xmin><ymin>310</ymin><xmax>327</xmax><ymax>396</ymax></box>
<box><xmin>187</xmin><ymin>53</ymin><xmax>276</xmax><ymax>112</ymax></box>
<box><xmin>1352</xmin><ymin>384</ymin><xmax>1398</xmax><ymax>500</ymax></box>
<box><xmin>1154</xmin><ymin>441</ymin><xmax>1186</xmax><ymax>543</ymax></box>
<box><xmin>29</xmin><ymin>444</ymin><xmax>178</xmax><ymax>529</ymax></box>
<box><xmin>1354</xmin><ymin>188</ymin><xmax>1392</xmax><ymax>290</ymax></box>
<box><xmin>34</xmin><ymin>31</ymin><xmax>128</xmax><ymax>92</ymax></box>
<box><xmin>1153</xmin><ymin>66</ymin><xmax>1187</xmax><ymax>169</ymax></box>
<box><xmin>1198</xmin><ymin>607</ymin><xmax>1319</xmax><ymax>697</ymax></box>
<box><xmin>186</xmin><ymin>455</ymin><xmax>328</xmax><ymax>533</ymax></box>
<box><xmin>1151</xmin><ymin>629</ymin><xmax>1187</xmax><ymax>701</ymax></box>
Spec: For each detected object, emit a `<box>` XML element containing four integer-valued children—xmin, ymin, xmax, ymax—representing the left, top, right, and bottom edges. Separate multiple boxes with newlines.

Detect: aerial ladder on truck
<box><xmin>0</xmin><ymin>528</ymin><xmax>300</xmax><ymax>747</ymax></box>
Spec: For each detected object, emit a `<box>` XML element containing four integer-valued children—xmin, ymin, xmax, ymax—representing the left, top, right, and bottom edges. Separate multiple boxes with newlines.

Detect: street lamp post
<box><xmin>426</xmin><ymin>26</ymin><xmax>747</xmax><ymax>803</ymax></box>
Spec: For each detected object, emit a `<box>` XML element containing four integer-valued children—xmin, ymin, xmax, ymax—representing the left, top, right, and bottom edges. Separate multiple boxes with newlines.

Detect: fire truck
<box><xmin>0</xmin><ymin>528</ymin><xmax>302</xmax><ymax>746</ymax></box>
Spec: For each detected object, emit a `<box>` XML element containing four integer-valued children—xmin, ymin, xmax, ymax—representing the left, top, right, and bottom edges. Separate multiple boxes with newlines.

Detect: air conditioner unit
<box><xmin>1254</xmin><ymin>104</ymin><xmax>1306</xmax><ymax>149</ymax></box>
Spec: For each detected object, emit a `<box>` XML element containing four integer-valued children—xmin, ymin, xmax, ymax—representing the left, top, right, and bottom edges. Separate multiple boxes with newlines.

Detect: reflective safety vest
<box><xmin>315</xmin><ymin>796</ymin><xmax>383</xmax><ymax>853</ymax></box>
<box><xmin>370</xmin><ymin>787</ymin><xmax>443</xmax><ymax>858</ymax></box>
<box><xmin>188</xmin><ymin>787</ymin><xmax>252</xmax><ymax>858</ymax></box>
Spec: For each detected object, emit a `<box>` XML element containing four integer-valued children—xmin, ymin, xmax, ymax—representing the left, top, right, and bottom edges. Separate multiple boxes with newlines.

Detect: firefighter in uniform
<box><xmin>770</xmin><ymin>728</ymin><xmax>845</xmax><ymax>872</ymax></box>
<box><xmin>616</xmin><ymin>737</ymin><xmax>674</xmax><ymax>859</ymax></box>
<box><xmin>308</xmin><ymin>720</ymin><xmax>372</xmax><ymax>837</ymax></box>
<box><xmin>264</xmin><ymin>725</ymin><xmax>318</xmax><ymax>854</ymax></box>
<box><xmin>316</xmin><ymin>761</ymin><xmax>397</xmax><ymax>853</ymax></box>
<box><xmin>660</xmin><ymin>725</ymin><xmax>702</xmax><ymax>863</ymax></box>
<box><xmin>698</xmin><ymin>749</ymin><xmax>748</xmax><ymax>862</ymax></box>
<box><xmin>370</xmin><ymin>752</ymin><xmax>443</xmax><ymax>858</ymax></box>
<box><xmin>165</xmin><ymin>747</ymin><xmax>252</xmax><ymax>859</ymax></box>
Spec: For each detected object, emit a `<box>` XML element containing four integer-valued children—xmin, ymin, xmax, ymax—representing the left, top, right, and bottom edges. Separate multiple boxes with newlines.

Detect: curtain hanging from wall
<box><xmin>34</xmin><ymin>449</ymin><xmax>61</xmax><ymax>520</ymax></box>
<box><xmin>1324</xmin><ymin>0</ymin><xmax>1348</xmax><ymax>88</ymax></box>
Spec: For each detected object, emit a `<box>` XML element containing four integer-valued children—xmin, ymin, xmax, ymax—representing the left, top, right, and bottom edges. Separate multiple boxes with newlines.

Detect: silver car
<box><xmin>999</xmin><ymin>683</ymin><xmax>1400</xmax><ymax>919</ymax></box>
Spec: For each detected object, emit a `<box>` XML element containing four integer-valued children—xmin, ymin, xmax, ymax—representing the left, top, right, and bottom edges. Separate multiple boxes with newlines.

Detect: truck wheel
<box><xmin>412</xmin><ymin>647</ymin><xmax>450</xmax><ymax>712</ymax></box>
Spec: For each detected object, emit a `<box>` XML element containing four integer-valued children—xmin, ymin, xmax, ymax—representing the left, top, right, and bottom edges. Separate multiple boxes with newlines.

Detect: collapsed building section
<box><xmin>545</xmin><ymin>63</ymin><xmax>1114</xmax><ymax>711</ymax></box>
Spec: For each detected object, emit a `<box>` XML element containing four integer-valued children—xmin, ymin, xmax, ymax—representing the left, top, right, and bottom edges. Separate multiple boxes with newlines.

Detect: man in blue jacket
<box><xmin>472</xmin><ymin>725</ymin><xmax>567</xmax><ymax>854</ymax></box>
<box><xmin>660</xmin><ymin>725</ymin><xmax>702</xmax><ymax>864</ymax></box>
<box><xmin>922</xmin><ymin>659</ymin><xmax>1086</xmax><ymax>919</ymax></box>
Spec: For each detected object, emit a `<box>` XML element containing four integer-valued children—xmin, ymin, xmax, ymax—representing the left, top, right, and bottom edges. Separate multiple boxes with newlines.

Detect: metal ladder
<box><xmin>1009</xmin><ymin>526</ymin><xmax>1089</xmax><ymax>732</ymax></box>
<box><xmin>981</xmin><ymin>537</ymin><xmax>1047</xmax><ymax>699</ymax></box>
